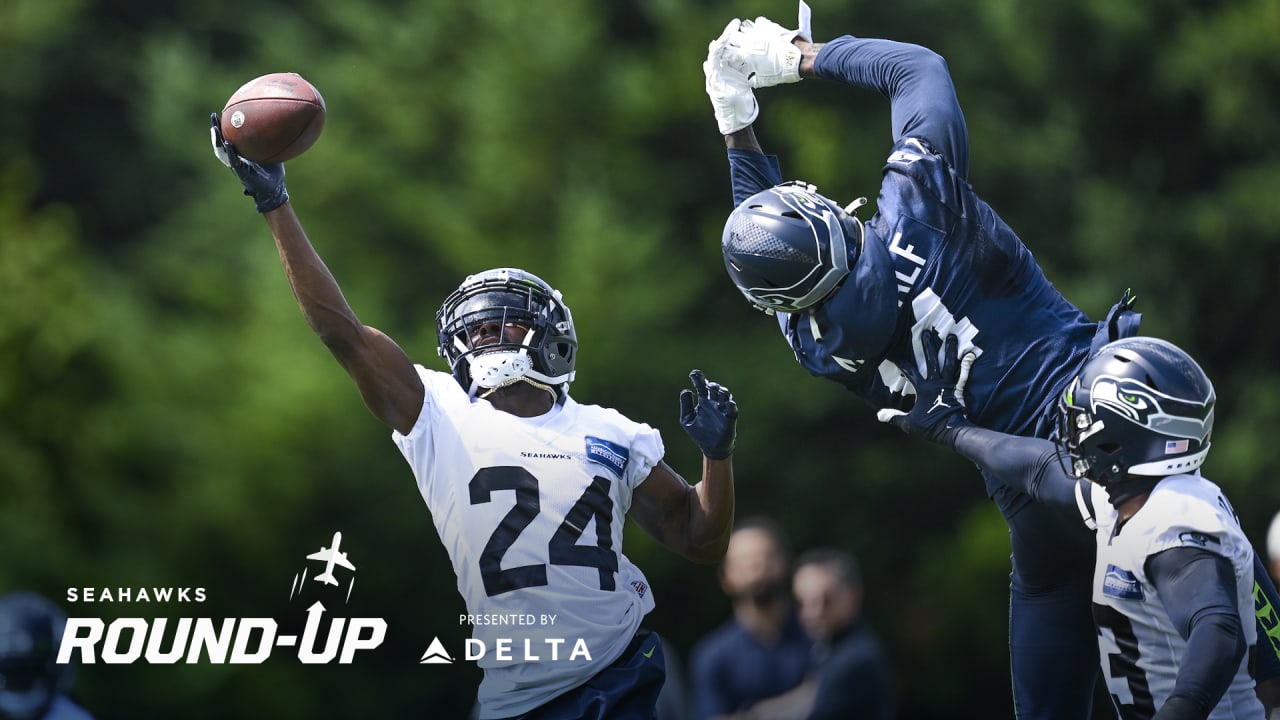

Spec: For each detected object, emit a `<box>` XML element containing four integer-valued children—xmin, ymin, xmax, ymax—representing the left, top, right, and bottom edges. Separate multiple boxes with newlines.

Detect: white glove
<box><xmin>704</xmin><ymin>19</ymin><xmax>759</xmax><ymax>135</ymax></box>
<box><xmin>721</xmin><ymin>1</ymin><xmax>813</xmax><ymax>88</ymax></box>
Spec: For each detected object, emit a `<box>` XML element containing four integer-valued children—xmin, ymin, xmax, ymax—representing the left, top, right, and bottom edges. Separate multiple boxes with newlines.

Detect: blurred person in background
<box><xmin>730</xmin><ymin>548</ymin><xmax>894</xmax><ymax>720</ymax></box>
<box><xmin>0</xmin><ymin>592</ymin><xmax>93</xmax><ymax>720</ymax></box>
<box><xmin>1266</xmin><ymin>511</ymin><xmax>1280</xmax><ymax>586</ymax></box>
<box><xmin>690</xmin><ymin>517</ymin><xmax>811</xmax><ymax>720</ymax></box>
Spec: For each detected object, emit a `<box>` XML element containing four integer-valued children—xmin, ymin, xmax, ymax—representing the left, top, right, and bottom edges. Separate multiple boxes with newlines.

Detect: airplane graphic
<box><xmin>306</xmin><ymin>531</ymin><xmax>356</xmax><ymax>586</ymax></box>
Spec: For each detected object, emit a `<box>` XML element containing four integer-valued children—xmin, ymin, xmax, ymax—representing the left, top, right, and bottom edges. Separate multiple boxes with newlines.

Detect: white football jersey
<box><xmin>1082</xmin><ymin>474</ymin><xmax>1264</xmax><ymax>720</ymax></box>
<box><xmin>393</xmin><ymin>366</ymin><xmax>662</xmax><ymax>719</ymax></box>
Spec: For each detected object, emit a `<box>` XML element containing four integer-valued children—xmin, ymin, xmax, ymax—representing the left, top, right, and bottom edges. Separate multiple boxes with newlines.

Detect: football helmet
<box><xmin>436</xmin><ymin>268</ymin><xmax>577</xmax><ymax>398</ymax></box>
<box><xmin>721</xmin><ymin>181</ymin><xmax>863</xmax><ymax>314</ymax></box>
<box><xmin>1055</xmin><ymin>337</ymin><xmax>1215</xmax><ymax>484</ymax></box>
<box><xmin>0</xmin><ymin>592</ymin><xmax>71</xmax><ymax>720</ymax></box>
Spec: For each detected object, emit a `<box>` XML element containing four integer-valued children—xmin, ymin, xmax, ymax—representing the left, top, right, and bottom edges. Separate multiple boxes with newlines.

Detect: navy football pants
<box><xmin>511</xmin><ymin>628</ymin><xmax>665</xmax><ymax>720</ymax></box>
<box><xmin>994</xmin><ymin>471</ymin><xmax>1100</xmax><ymax>720</ymax></box>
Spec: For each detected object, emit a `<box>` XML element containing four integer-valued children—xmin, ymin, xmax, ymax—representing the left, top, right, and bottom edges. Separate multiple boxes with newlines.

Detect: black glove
<box><xmin>877</xmin><ymin>331</ymin><xmax>972</xmax><ymax>447</ymax></box>
<box><xmin>679</xmin><ymin>370</ymin><xmax>738</xmax><ymax>460</ymax></box>
<box><xmin>210</xmin><ymin>113</ymin><xmax>289</xmax><ymax>213</ymax></box>
<box><xmin>1090</xmin><ymin>287</ymin><xmax>1142</xmax><ymax>355</ymax></box>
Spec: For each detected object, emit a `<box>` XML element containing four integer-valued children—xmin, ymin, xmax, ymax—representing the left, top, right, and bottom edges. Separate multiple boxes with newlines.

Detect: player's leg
<box><xmin>514</xmin><ymin>628</ymin><xmax>666</xmax><ymax>720</ymax></box>
<box><xmin>1008</xmin><ymin>579</ymin><xmax>1099</xmax><ymax>720</ymax></box>
<box><xmin>991</xmin><ymin>476</ymin><xmax>1100</xmax><ymax>720</ymax></box>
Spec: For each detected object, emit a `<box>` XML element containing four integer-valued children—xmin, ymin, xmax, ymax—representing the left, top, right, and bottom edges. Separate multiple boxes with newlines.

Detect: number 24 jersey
<box><xmin>393</xmin><ymin>366</ymin><xmax>662</xmax><ymax>718</ymax></box>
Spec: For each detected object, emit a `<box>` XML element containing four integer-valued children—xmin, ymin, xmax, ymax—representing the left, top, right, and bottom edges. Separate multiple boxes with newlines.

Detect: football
<box><xmin>220</xmin><ymin>72</ymin><xmax>326</xmax><ymax>164</ymax></box>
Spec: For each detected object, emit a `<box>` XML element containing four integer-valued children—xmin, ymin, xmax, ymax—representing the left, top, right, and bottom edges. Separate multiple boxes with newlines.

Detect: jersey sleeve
<box><xmin>1142</xmin><ymin>486</ymin><xmax>1245</xmax><ymax>562</ymax></box>
<box><xmin>728</xmin><ymin>148</ymin><xmax>784</xmax><ymax>205</ymax></box>
<box><xmin>390</xmin><ymin>365</ymin><xmax>469</xmax><ymax>497</ymax></box>
<box><xmin>391</xmin><ymin>366</ymin><xmax>465</xmax><ymax>442</ymax></box>
<box><xmin>813</xmin><ymin>36</ymin><xmax>969</xmax><ymax>178</ymax></box>
<box><xmin>950</xmin><ymin>427</ymin><xmax>1081</xmax><ymax>510</ymax></box>
<box><xmin>625</xmin><ymin>419</ymin><xmax>664</xmax><ymax>492</ymax></box>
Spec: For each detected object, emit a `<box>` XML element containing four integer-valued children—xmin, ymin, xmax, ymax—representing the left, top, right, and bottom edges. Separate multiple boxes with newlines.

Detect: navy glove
<box><xmin>210</xmin><ymin>113</ymin><xmax>289</xmax><ymax>213</ymax></box>
<box><xmin>679</xmin><ymin>370</ymin><xmax>738</xmax><ymax>460</ymax></box>
<box><xmin>877</xmin><ymin>331</ymin><xmax>973</xmax><ymax>448</ymax></box>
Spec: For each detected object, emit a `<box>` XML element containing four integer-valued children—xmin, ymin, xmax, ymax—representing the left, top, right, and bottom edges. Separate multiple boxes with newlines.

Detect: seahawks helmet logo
<box><xmin>1089</xmin><ymin>375</ymin><xmax>1212</xmax><ymax>442</ymax></box>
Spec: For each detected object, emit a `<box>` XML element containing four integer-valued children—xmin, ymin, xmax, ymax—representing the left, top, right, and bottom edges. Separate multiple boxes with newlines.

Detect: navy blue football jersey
<box><xmin>729</xmin><ymin>36</ymin><xmax>1099</xmax><ymax>438</ymax></box>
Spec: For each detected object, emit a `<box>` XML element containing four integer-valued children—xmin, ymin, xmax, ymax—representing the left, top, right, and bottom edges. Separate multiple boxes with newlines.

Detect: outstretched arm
<box><xmin>949</xmin><ymin>427</ymin><xmax>1080</xmax><ymax>509</ymax></box>
<box><xmin>708</xmin><ymin>15</ymin><xmax>970</xmax><ymax>202</ymax></box>
<box><xmin>808</xmin><ymin>36</ymin><xmax>970</xmax><ymax>176</ymax></box>
<box><xmin>630</xmin><ymin>458</ymin><xmax>735</xmax><ymax>564</ymax></box>
<box><xmin>879</xmin><ymin>331</ymin><xmax>1079</xmax><ymax>508</ymax></box>
<box><xmin>628</xmin><ymin>371</ymin><xmax>737</xmax><ymax>563</ymax></box>
<box><xmin>211</xmin><ymin>115</ymin><xmax>424</xmax><ymax>434</ymax></box>
<box><xmin>704</xmin><ymin>20</ymin><xmax>783</xmax><ymax>204</ymax></box>
<box><xmin>262</xmin><ymin>205</ymin><xmax>424</xmax><ymax>434</ymax></box>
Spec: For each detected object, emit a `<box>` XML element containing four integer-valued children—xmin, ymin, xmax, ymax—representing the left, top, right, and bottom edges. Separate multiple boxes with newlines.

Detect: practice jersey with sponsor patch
<box><xmin>393</xmin><ymin>366</ymin><xmax>661</xmax><ymax>719</ymax></box>
<box><xmin>1083</xmin><ymin>475</ymin><xmax>1263</xmax><ymax>720</ymax></box>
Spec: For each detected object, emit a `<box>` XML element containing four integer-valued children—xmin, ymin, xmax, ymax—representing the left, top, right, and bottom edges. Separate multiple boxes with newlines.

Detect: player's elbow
<box><xmin>905</xmin><ymin>45</ymin><xmax>951</xmax><ymax>77</ymax></box>
<box><xmin>680</xmin><ymin>535</ymin><xmax>729</xmax><ymax>564</ymax></box>
<box><xmin>1195</xmin><ymin>610</ymin><xmax>1248</xmax><ymax>665</ymax></box>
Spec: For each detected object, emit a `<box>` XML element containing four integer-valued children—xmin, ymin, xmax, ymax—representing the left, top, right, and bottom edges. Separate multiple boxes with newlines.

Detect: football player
<box><xmin>702</xmin><ymin>12</ymin><xmax>1134</xmax><ymax>718</ymax></box>
<box><xmin>0</xmin><ymin>592</ymin><xmax>93</xmax><ymax>720</ymax></box>
<box><xmin>703</xmin><ymin>15</ymin><xmax>1280</xmax><ymax>716</ymax></box>
<box><xmin>210</xmin><ymin>119</ymin><xmax>739</xmax><ymax>719</ymax></box>
<box><xmin>884</xmin><ymin>333</ymin><xmax>1267</xmax><ymax>720</ymax></box>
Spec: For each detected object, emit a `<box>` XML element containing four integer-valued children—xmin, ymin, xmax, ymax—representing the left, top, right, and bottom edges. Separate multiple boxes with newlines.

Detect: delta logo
<box><xmin>56</xmin><ymin>531</ymin><xmax>386</xmax><ymax>665</ymax></box>
<box><xmin>420</xmin><ymin>613</ymin><xmax>591</xmax><ymax>665</ymax></box>
<box><xmin>417</xmin><ymin>636</ymin><xmax>592</xmax><ymax>665</ymax></box>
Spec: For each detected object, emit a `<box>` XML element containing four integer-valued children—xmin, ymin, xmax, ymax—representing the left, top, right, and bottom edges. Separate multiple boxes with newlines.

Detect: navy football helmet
<box><xmin>0</xmin><ymin>592</ymin><xmax>71</xmax><ymax>720</ymax></box>
<box><xmin>436</xmin><ymin>268</ymin><xmax>577</xmax><ymax>398</ymax></box>
<box><xmin>721</xmin><ymin>181</ymin><xmax>864</xmax><ymax>314</ymax></box>
<box><xmin>1055</xmin><ymin>337</ymin><xmax>1215</xmax><ymax>484</ymax></box>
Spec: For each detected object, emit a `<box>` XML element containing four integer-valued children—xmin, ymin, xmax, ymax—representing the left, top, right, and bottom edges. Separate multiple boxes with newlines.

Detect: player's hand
<box><xmin>210</xmin><ymin>113</ymin><xmax>289</xmax><ymax>213</ymax></box>
<box><xmin>680</xmin><ymin>370</ymin><xmax>738</xmax><ymax>460</ymax></box>
<box><xmin>719</xmin><ymin>2</ymin><xmax>813</xmax><ymax>89</ymax></box>
<box><xmin>704</xmin><ymin>20</ymin><xmax>759</xmax><ymax>135</ymax></box>
<box><xmin>876</xmin><ymin>331</ymin><xmax>975</xmax><ymax>448</ymax></box>
<box><xmin>1091</xmin><ymin>286</ymin><xmax>1142</xmax><ymax>355</ymax></box>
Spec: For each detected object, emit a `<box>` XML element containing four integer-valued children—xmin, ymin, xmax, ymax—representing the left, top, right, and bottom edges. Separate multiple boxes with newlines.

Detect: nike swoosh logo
<box><xmin>642</xmin><ymin>646</ymin><xmax>655</xmax><ymax>659</ymax></box>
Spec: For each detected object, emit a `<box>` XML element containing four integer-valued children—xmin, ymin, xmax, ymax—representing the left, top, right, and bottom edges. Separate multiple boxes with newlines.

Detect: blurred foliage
<box><xmin>2</xmin><ymin>0</ymin><xmax>1278</xmax><ymax>717</ymax></box>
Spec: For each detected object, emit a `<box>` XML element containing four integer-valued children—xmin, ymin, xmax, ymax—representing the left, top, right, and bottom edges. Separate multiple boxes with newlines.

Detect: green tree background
<box><xmin>2</xmin><ymin>0</ymin><xmax>1277</xmax><ymax>717</ymax></box>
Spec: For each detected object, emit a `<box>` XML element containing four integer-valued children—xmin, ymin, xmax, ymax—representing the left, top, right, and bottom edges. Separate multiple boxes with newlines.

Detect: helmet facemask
<box><xmin>436</xmin><ymin>269</ymin><xmax>577</xmax><ymax>400</ymax></box>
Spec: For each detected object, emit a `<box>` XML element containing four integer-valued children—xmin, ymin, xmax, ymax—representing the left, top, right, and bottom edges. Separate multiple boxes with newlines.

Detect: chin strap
<box><xmin>479</xmin><ymin>377</ymin><xmax>559</xmax><ymax>404</ymax></box>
